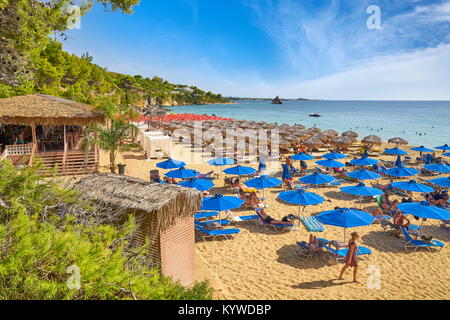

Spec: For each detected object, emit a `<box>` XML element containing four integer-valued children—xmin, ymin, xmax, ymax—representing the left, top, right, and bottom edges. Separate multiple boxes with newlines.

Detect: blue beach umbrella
<box><xmin>411</xmin><ymin>146</ymin><xmax>434</xmax><ymax>153</ymax></box>
<box><xmin>424</xmin><ymin>163</ymin><xmax>450</xmax><ymax>173</ymax></box>
<box><xmin>245</xmin><ymin>175</ymin><xmax>283</xmax><ymax>189</ymax></box>
<box><xmin>340</xmin><ymin>183</ymin><xmax>384</xmax><ymax>197</ymax></box>
<box><xmin>278</xmin><ymin>189</ymin><xmax>324</xmax><ymax>214</ymax></box>
<box><xmin>391</xmin><ymin>180</ymin><xmax>434</xmax><ymax>193</ymax></box>
<box><xmin>340</xmin><ymin>183</ymin><xmax>383</xmax><ymax>208</ymax></box>
<box><xmin>435</xmin><ymin>144</ymin><xmax>450</xmax><ymax>151</ymax></box>
<box><xmin>299</xmin><ymin>172</ymin><xmax>336</xmax><ymax>185</ymax></box>
<box><xmin>278</xmin><ymin>189</ymin><xmax>324</xmax><ymax>206</ymax></box>
<box><xmin>165</xmin><ymin>167</ymin><xmax>199</xmax><ymax>179</ymax></box>
<box><xmin>177</xmin><ymin>178</ymin><xmax>215</xmax><ymax>191</ymax></box>
<box><xmin>428</xmin><ymin>177</ymin><xmax>450</xmax><ymax>188</ymax></box>
<box><xmin>398</xmin><ymin>201</ymin><xmax>450</xmax><ymax>221</ymax></box>
<box><xmin>201</xmin><ymin>194</ymin><xmax>244</xmax><ymax>211</ymax></box>
<box><xmin>223</xmin><ymin>165</ymin><xmax>256</xmax><ymax>176</ymax></box>
<box><xmin>316</xmin><ymin>159</ymin><xmax>345</xmax><ymax>168</ymax></box>
<box><xmin>317</xmin><ymin>208</ymin><xmax>375</xmax><ymax>228</ymax></box>
<box><xmin>156</xmin><ymin>158</ymin><xmax>186</xmax><ymax>169</ymax></box>
<box><xmin>384</xmin><ymin>147</ymin><xmax>408</xmax><ymax>156</ymax></box>
<box><xmin>385</xmin><ymin>165</ymin><xmax>419</xmax><ymax>177</ymax></box>
<box><xmin>316</xmin><ymin>208</ymin><xmax>375</xmax><ymax>239</ymax></box>
<box><xmin>443</xmin><ymin>152</ymin><xmax>450</xmax><ymax>157</ymax></box>
<box><xmin>291</xmin><ymin>153</ymin><xmax>314</xmax><ymax>161</ymax></box>
<box><xmin>350</xmin><ymin>156</ymin><xmax>378</xmax><ymax>166</ymax></box>
<box><xmin>207</xmin><ymin>158</ymin><xmax>236</xmax><ymax>166</ymax></box>
<box><xmin>322</xmin><ymin>151</ymin><xmax>347</xmax><ymax>160</ymax></box>
<box><xmin>348</xmin><ymin>169</ymin><xmax>381</xmax><ymax>181</ymax></box>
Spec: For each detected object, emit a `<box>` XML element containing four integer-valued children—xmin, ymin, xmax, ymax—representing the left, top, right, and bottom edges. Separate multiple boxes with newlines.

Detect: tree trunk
<box><xmin>110</xmin><ymin>151</ymin><xmax>116</xmax><ymax>173</ymax></box>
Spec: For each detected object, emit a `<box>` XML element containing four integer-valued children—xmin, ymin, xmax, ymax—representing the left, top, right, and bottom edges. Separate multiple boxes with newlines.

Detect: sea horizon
<box><xmin>169</xmin><ymin>100</ymin><xmax>450</xmax><ymax>147</ymax></box>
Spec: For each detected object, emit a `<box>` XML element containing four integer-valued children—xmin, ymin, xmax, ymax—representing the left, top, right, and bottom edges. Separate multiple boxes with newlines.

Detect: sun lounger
<box><xmin>296</xmin><ymin>241</ymin><xmax>325</xmax><ymax>260</ymax></box>
<box><xmin>194</xmin><ymin>225</ymin><xmax>240</xmax><ymax>241</ymax></box>
<box><xmin>323</xmin><ymin>245</ymin><xmax>372</xmax><ymax>262</ymax></box>
<box><xmin>300</xmin><ymin>216</ymin><xmax>325</xmax><ymax>232</ymax></box>
<box><xmin>195</xmin><ymin>219</ymin><xmax>231</xmax><ymax>227</ymax></box>
<box><xmin>197</xmin><ymin>171</ymin><xmax>219</xmax><ymax>180</ymax></box>
<box><xmin>194</xmin><ymin>211</ymin><xmax>219</xmax><ymax>220</ymax></box>
<box><xmin>226</xmin><ymin>211</ymin><xmax>259</xmax><ymax>223</ymax></box>
<box><xmin>400</xmin><ymin>227</ymin><xmax>444</xmax><ymax>252</ymax></box>
<box><xmin>255</xmin><ymin>209</ymin><xmax>294</xmax><ymax>231</ymax></box>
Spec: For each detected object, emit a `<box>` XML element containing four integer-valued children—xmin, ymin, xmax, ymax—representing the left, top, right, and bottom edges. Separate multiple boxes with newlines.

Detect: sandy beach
<box><xmin>99</xmin><ymin>141</ymin><xmax>450</xmax><ymax>300</ymax></box>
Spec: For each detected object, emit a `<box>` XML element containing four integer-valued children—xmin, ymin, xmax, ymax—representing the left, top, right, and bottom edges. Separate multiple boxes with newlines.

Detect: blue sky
<box><xmin>63</xmin><ymin>0</ymin><xmax>450</xmax><ymax>99</ymax></box>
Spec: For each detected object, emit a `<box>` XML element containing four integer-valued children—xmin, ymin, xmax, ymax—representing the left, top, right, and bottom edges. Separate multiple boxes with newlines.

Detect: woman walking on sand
<box><xmin>338</xmin><ymin>232</ymin><xmax>360</xmax><ymax>283</ymax></box>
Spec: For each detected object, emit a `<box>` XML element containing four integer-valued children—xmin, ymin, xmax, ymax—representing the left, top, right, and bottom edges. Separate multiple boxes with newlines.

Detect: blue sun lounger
<box><xmin>226</xmin><ymin>212</ymin><xmax>259</xmax><ymax>223</ymax></box>
<box><xmin>400</xmin><ymin>227</ymin><xmax>445</xmax><ymax>252</ymax></box>
<box><xmin>255</xmin><ymin>209</ymin><xmax>294</xmax><ymax>231</ymax></box>
<box><xmin>296</xmin><ymin>239</ymin><xmax>328</xmax><ymax>259</ymax></box>
<box><xmin>195</xmin><ymin>219</ymin><xmax>231</xmax><ymax>227</ymax></box>
<box><xmin>323</xmin><ymin>245</ymin><xmax>372</xmax><ymax>262</ymax></box>
<box><xmin>194</xmin><ymin>211</ymin><xmax>219</xmax><ymax>220</ymax></box>
<box><xmin>300</xmin><ymin>216</ymin><xmax>325</xmax><ymax>232</ymax></box>
<box><xmin>194</xmin><ymin>225</ymin><xmax>240</xmax><ymax>241</ymax></box>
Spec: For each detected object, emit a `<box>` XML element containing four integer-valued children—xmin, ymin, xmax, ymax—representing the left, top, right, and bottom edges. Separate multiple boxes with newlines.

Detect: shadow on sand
<box><xmin>275</xmin><ymin>244</ymin><xmax>335</xmax><ymax>270</ymax></box>
<box><xmin>292</xmin><ymin>279</ymin><xmax>353</xmax><ymax>290</ymax></box>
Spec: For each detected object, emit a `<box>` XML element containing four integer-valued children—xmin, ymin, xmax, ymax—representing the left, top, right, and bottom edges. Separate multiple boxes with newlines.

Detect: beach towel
<box><xmin>300</xmin><ymin>216</ymin><xmax>325</xmax><ymax>232</ymax></box>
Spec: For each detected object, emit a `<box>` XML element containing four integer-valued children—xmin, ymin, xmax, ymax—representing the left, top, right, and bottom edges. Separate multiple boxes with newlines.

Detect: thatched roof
<box><xmin>388</xmin><ymin>137</ymin><xmax>408</xmax><ymax>145</ymax></box>
<box><xmin>0</xmin><ymin>94</ymin><xmax>105</xmax><ymax>125</ymax></box>
<box><xmin>362</xmin><ymin>135</ymin><xmax>382</xmax><ymax>145</ymax></box>
<box><xmin>331</xmin><ymin>135</ymin><xmax>353</xmax><ymax>146</ymax></box>
<box><xmin>73</xmin><ymin>173</ymin><xmax>202</xmax><ymax>230</ymax></box>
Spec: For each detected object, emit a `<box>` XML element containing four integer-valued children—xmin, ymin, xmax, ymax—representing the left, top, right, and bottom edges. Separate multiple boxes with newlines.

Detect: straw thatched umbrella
<box><xmin>342</xmin><ymin>130</ymin><xmax>358</xmax><ymax>138</ymax></box>
<box><xmin>322</xmin><ymin>129</ymin><xmax>339</xmax><ymax>139</ymax></box>
<box><xmin>303</xmin><ymin>136</ymin><xmax>324</xmax><ymax>148</ymax></box>
<box><xmin>362</xmin><ymin>135</ymin><xmax>382</xmax><ymax>145</ymax></box>
<box><xmin>331</xmin><ymin>136</ymin><xmax>353</xmax><ymax>147</ymax></box>
<box><xmin>73</xmin><ymin>174</ymin><xmax>202</xmax><ymax>284</ymax></box>
<box><xmin>388</xmin><ymin>137</ymin><xmax>408</xmax><ymax>145</ymax></box>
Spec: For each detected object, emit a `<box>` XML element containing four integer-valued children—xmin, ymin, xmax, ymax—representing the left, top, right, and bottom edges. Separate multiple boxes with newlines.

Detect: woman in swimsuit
<box><xmin>256</xmin><ymin>208</ymin><xmax>293</xmax><ymax>225</ymax></box>
<box><xmin>338</xmin><ymin>232</ymin><xmax>361</xmax><ymax>283</ymax></box>
<box><xmin>381</xmin><ymin>194</ymin><xmax>399</xmax><ymax>213</ymax></box>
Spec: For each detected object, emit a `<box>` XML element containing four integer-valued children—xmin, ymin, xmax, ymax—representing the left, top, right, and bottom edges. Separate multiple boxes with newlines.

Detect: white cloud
<box><xmin>180</xmin><ymin>44</ymin><xmax>450</xmax><ymax>100</ymax></box>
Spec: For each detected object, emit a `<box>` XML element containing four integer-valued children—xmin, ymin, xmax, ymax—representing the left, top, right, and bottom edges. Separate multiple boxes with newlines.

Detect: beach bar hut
<box><xmin>73</xmin><ymin>173</ymin><xmax>202</xmax><ymax>286</ymax></box>
<box><xmin>0</xmin><ymin>94</ymin><xmax>104</xmax><ymax>174</ymax></box>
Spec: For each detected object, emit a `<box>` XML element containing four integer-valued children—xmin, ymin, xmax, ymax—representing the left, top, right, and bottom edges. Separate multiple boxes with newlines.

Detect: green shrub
<box><xmin>0</xmin><ymin>161</ymin><xmax>213</xmax><ymax>300</ymax></box>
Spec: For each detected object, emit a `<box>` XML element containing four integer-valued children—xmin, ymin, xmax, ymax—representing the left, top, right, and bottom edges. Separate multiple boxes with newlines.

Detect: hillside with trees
<box><xmin>0</xmin><ymin>0</ymin><xmax>229</xmax><ymax>107</ymax></box>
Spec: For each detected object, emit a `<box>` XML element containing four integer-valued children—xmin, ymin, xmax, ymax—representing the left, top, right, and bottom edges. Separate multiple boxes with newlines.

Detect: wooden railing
<box><xmin>3</xmin><ymin>144</ymin><xmax>34</xmax><ymax>156</ymax></box>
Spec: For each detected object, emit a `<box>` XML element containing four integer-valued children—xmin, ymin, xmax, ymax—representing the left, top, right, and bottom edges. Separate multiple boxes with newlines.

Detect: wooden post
<box><xmin>94</xmin><ymin>132</ymin><xmax>99</xmax><ymax>172</ymax></box>
<box><xmin>62</xmin><ymin>125</ymin><xmax>67</xmax><ymax>174</ymax></box>
<box><xmin>30</xmin><ymin>122</ymin><xmax>37</xmax><ymax>164</ymax></box>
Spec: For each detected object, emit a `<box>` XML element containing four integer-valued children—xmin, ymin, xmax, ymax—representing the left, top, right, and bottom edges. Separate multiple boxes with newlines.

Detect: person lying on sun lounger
<box><xmin>256</xmin><ymin>208</ymin><xmax>295</xmax><ymax>225</ymax></box>
<box><xmin>198</xmin><ymin>171</ymin><xmax>219</xmax><ymax>179</ymax></box>
<box><xmin>244</xmin><ymin>192</ymin><xmax>261</xmax><ymax>208</ymax></box>
<box><xmin>380</xmin><ymin>194</ymin><xmax>400</xmax><ymax>214</ymax></box>
<box><xmin>364</xmin><ymin>208</ymin><xmax>386</xmax><ymax>220</ymax></box>
<box><xmin>298</xmin><ymin>234</ymin><xmax>321</xmax><ymax>252</ymax></box>
<box><xmin>308</xmin><ymin>234</ymin><xmax>321</xmax><ymax>252</ymax></box>
<box><xmin>371</xmin><ymin>179</ymin><xmax>395</xmax><ymax>192</ymax></box>
<box><xmin>393</xmin><ymin>211</ymin><xmax>411</xmax><ymax>230</ymax></box>
<box><xmin>425</xmin><ymin>190</ymin><xmax>449</xmax><ymax>206</ymax></box>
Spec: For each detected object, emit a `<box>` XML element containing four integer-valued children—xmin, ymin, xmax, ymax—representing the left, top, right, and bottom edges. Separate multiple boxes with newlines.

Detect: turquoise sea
<box><xmin>168</xmin><ymin>100</ymin><xmax>450</xmax><ymax>147</ymax></box>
